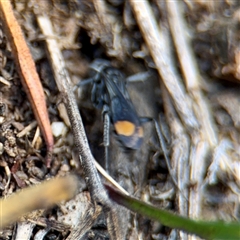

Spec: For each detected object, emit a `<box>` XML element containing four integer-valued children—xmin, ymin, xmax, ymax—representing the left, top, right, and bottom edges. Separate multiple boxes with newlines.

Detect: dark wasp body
<box><xmin>83</xmin><ymin>59</ymin><xmax>144</xmax><ymax>150</ymax></box>
<box><xmin>79</xmin><ymin>59</ymin><xmax>182</xmax><ymax>193</ymax></box>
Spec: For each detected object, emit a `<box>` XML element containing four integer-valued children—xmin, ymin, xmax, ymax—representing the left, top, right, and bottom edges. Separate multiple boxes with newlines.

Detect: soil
<box><xmin>0</xmin><ymin>1</ymin><xmax>239</xmax><ymax>240</ymax></box>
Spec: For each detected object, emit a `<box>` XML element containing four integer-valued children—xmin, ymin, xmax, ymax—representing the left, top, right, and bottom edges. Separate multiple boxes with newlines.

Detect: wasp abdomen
<box><xmin>114</xmin><ymin>120</ymin><xmax>143</xmax><ymax>149</ymax></box>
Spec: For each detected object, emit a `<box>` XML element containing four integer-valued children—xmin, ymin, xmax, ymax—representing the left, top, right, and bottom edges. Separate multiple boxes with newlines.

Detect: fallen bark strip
<box><xmin>36</xmin><ymin>11</ymin><xmax>108</xmax><ymax>205</ymax></box>
<box><xmin>161</xmin><ymin>81</ymin><xmax>190</xmax><ymax>240</ymax></box>
<box><xmin>129</xmin><ymin>3</ymin><xmax>209</xmax><ymax>240</ymax></box>
<box><xmin>165</xmin><ymin>3</ymin><xmax>218</xmax><ymax>239</ymax></box>
<box><xmin>166</xmin><ymin>1</ymin><xmax>218</xmax><ymax>148</ymax></box>
<box><xmin>0</xmin><ymin>1</ymin><xmax>54</xmax><ymax>167</ymax></box>
<box><xmin>35</xmin><ymin>10</ymin><xmax>124</xmax><ymax>239</ymax></box>
<box><xmin>130</xmin><ymin>0</ymin><xmax>199</xmax><ymax>131</ymax></box>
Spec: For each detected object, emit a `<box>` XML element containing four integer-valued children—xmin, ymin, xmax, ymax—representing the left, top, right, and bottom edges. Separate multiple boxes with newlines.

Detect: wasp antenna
<box><xmin>153</xmin><ymin>118</ymin><xmax>188</xmax><ymax>200</ymax></box>
<box><xmin>77</xmin><ymin>77</ymin><xmax>94</xmax><ymax>87</ymax></box>
<box><xmin>89</xmin><ymin>59</ymin><xmax>111</xmax><ymax>73</ymax></box>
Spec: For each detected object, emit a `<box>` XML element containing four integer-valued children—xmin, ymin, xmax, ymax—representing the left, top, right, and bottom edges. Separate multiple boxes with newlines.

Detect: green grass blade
<box><xmin>106</xmin><ymin>185</ymin><xmax>240</xmax><ymax>240</ymax></box>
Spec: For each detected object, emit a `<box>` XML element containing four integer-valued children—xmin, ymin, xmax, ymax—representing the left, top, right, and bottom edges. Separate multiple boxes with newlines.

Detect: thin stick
<box><xmin>17</xmin><ymin>121</ymin><xmax>38</xmax><ymax>138</ymax></box>
<box><xmin>165</xmin><ymin>3</ymin><xmax>219</xmax><ymax>234</ymax></box>
<box><xmin>36</xmin><ymin>12</ymin><xmax>108</xmax><ymax>206</ymax></box>
<box><xmin>129</xmin><ymin>0</ymin><xmax>199</xmax><ymax>131</ymax></box>
<box><xmin>35</xmin><ymin>11</ymin><xmax>123</xmax><ymax>239</ymax></box>
<box><xmin>0</xmin><ymin>175</ymin><xmax>79</xmax><ymax>229</ymax></box>
<box><xmin>161</xmin><ymin>82</ymin><xmax>189</xmax><ymax>217</ymax></box>
<box><xmin>94</xmin><ymin>160</ymin><xmax>129</xmax><ymax>196</ymax></box>
<box><xmin>166</xmin><ymin>0</ymin><xmax>218</xmax><ymax>148</ymax></box>
<box><xmin>0</xmin><ymin>1</ymin><xmax>54</xmax><ymax>166</ymax></box>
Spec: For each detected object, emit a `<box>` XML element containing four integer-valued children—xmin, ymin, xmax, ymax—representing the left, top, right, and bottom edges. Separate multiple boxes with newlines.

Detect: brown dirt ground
<box><xmin>0</xmin><ymin>1</ymin><xmax>239</xmax><ymax>239</ymax></box>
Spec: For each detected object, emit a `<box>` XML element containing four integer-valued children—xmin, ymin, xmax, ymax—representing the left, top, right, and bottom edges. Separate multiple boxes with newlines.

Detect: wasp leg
<box><xmin>73</xmin><ymin>78</ymin><xmax>94</xmax><ymax>93</ymax></box>
<box><xmin>152</xmin><ymin>118</ymin><xmax>178</xmax><ymax>185</ymax></box>
<box><xmin>77</xmin><ymin>77</ymin><xmax>94</xmax><ymax>87</ymax></box>
<box><xmin>102</xmin><ymin>105</ymin><xmax>110</xmax><ymax>172</ymax></box>
<box><xmin>126</xmin><ymin>71</ymin><xmax>153</xmax><ymax>83</ymax></box>
<box><xmin>139</xmin><ymin>116</ymin><xmax>152</xmax><ymax>124</ymax></box>
<box><xmin>140</xmin><ymin>117</ymin><xmax>181</xmax><ymax>193</ymax></box>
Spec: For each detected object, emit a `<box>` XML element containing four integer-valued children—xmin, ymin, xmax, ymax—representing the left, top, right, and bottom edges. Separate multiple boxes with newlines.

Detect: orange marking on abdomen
<box><xmin>114</xmin><ymin>121</ymin><xmax>135</xmax><ymax>136</ymax></box>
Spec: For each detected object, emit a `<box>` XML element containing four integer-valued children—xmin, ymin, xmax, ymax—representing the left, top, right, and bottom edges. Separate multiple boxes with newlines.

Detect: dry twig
<box><xmin>166</xmin><ymin>0</ymin><xmax>218</xmax><ymax>147</ymax></box>
<box><xmin>35</xmin><ymin>9</ymin><xmax>124</xmax><ymax>239</ymax></box>
<box><xmin>130</xmin><ymin>0</ymin><xmax>199</xmax><ymax>130</ymax></box>
<box><xmin>0</xmin><ymin>1</ymin><xmax>54</xmax><ymax>166</ymax></box>
<box><xmin>164</xmin><ymin>3</ymin><xmax>219</xmax><ymax>240</ymax></box>
<box><xmin>0</xmin><ymin>174</ymin><xmax>79</xmax><ymax>229</ymax></box>
<box><xmin>129</xmin><ymin>2</ymin><xmax>217</xmax><ymax>239</ymax></box>
<box><xmin>35</xmin><ymin>9</ymin><xmax>107</xmax><ymax>202</ymax></box>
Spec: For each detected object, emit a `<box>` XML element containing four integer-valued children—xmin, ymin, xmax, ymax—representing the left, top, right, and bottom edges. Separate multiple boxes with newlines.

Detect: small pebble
<box><xmin>51</xmin><ymin>121</ymin><xmax>68</xmax><ymax>137</ymax></box>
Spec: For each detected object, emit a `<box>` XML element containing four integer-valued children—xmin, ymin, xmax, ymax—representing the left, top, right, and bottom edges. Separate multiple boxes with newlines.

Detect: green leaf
<box><xmin>106</xmin><ymin>185</ymin><xmax>240</xmax><ymax>240</ymax></box>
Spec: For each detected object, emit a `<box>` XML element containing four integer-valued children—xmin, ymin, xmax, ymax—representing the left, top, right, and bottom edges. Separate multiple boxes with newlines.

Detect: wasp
<box><xmin>77</xmin><ymin>59</ymin><xmax>151</xmax><ymax>170</ymax></box>
<box><xmin>90</xmin><ymin>59</ymin><xmax>144</xmax><ymax>148</ymax></box>
<box><xmin>78</xmin><ymin>59</ymin><xmax>179</xmax><ymax>192</ymax></box>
